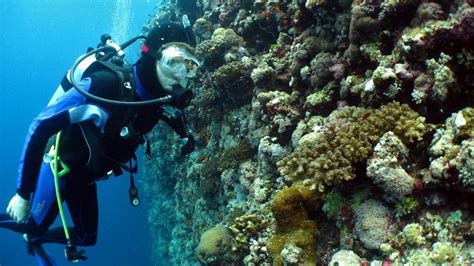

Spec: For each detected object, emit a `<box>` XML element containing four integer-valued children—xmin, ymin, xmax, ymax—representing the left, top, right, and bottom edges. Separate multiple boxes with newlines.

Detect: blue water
<box><xmin>0</xmin><ymin>1</ymin><xmax>159</xmax><ymax>265</ymax></box>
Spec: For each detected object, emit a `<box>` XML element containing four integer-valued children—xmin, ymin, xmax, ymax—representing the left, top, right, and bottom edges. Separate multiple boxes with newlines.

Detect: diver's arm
<box><xmin>16</xmin><ymin>110</ymin><xmax>71</xmax><ymax>199</ymax></box>
<box><xmin>181</xmin><ymin>15</ymin><xmax>196</xmax><ymax>47</ymax></box>
<box><xmin>157</xmin><ymin>109</ymin><xmax>189</xmax><ymax>138</ymax></box>
<box><xmin>16</xmin><ymin>75</ymin><xmax>115</xmax><ymax>200</ymax></box>
<box><xmin>158</xmin><ymin>110</ymin><xmax>194</xmax><ymax>154</ymax></box>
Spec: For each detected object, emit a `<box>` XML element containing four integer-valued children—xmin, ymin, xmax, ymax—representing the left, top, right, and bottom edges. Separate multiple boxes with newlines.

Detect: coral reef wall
<box><xmin>143</xmin><ymin>0</ymin><xmax>474</xmax><ymax>265</ymax></box>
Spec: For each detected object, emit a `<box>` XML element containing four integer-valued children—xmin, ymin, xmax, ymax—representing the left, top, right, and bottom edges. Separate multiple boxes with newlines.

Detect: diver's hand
<box><xmin>7</xmin><ymin>193</ymin><xmax>30</xmax><ymax>223</ymax></box>
<box><xmin>182</xmin><ymin>14</ymin><xmax>191</xmax><ymax>28</ymax></box>
<box><xmin>180</xmin><ymin>135</ymin><xmax>195</xmax><ymax>155</ymax></box>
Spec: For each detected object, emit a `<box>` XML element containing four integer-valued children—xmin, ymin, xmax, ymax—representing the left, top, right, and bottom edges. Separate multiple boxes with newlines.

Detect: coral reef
<box><xmin>381</xmin><ymin>210</ymin><xmax>474</xmax><ymax>264</ymax></box>
<box><xmin>141</xmin><ymin>0</ymin><xmax>474</xmax><ymax>265</ymax></box>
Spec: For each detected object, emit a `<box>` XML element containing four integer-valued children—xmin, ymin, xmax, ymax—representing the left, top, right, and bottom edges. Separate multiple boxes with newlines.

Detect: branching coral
<box><xmin>381</xmin><ymin>210</ymin><xmax>473</xmax><ymax>264</ymax></box>
<box><xmin>229</xmin><ymin>214</ymin><xmax>269</xmax><ymax>252</ymax></box>
<box><xmin>412</xmin><ymin>53</ymin><xmax>459</xmax><ymax>104</ymax></box>
<box><xmin>145</xmin><ymin>1</ymin><xmax>474</xmax><ymax>265</ymax></box>
<box><xmin>277</xmin><ymin>102</ymin><xmax>428</xmax><ymax>192</ymax></box>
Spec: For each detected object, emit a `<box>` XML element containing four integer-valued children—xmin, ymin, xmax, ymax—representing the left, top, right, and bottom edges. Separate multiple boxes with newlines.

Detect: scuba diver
<box><xmin>0</xmin><ymin>15</ymin><xmax>200</xmax><ymax>265</ymax></box>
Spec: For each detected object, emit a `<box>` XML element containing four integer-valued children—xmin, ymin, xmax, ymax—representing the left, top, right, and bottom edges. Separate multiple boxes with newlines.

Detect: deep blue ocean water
<box><xmin>0</xmin><ymin>1</ymin><xmax>161</xmax><ymax>265</ymax></box>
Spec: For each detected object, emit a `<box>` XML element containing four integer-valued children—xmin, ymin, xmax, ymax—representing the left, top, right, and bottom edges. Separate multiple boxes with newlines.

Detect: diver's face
<box><xmin>155</xmin><ymin>42</ymin><xmax>200</xmax><ymax>92</ymax></box>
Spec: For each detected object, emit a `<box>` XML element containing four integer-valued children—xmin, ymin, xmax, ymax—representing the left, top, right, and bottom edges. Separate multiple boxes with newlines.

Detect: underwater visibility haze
<box><xmin>2</xmin><ymin>0</ymin><xmax>474</xmax><ymax>265</ymax></box>
<box><xmin>1</xmin><ymin>1</ymin><xmax>156</xmax><ymax>265</ymax></box>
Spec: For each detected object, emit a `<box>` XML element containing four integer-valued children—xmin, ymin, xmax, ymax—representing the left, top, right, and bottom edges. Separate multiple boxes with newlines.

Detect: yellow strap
<box><xmin>51</xmin><ymin>131</ymin><xmax>71</xmax><ymax>241</ymax></box>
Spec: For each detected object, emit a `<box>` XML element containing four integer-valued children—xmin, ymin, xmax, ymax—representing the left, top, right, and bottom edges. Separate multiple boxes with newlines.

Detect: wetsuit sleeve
<box><xmin>157</xmin><ymin>110</ymin><xmax>190</xmax><ymax>138</ymax></box>
<box><xmin>16</xmin><ymin>79</ymin><xmax>91</xmax><ymax>199</ymax></box>
<box><xmin>16</xmin><ymin>73</ymin><xmax>117</xmax><ymax>200</ymax></box>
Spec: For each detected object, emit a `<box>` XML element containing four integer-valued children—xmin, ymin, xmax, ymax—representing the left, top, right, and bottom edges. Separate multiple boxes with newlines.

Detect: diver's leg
<box><xmin>63</xmin><ymin>181</ymin><xmax>98</xmax><ymax>246</ymax></box>
<box><xmin>31</xmin><ymin>180</ymin><xmax>98</xmax><ymax>246</ymax></box>
<box><xmin>0</xmin><ymin>213</ymin><xmax>28</xmax><ymax>233</ymax></box>
<box><xmin>29</xmin><ymin>179</ymin><xmax>98</xmax><ymax>247</ymax></box>
<box><xmin>29</xmin><ymin>242</ymin><xmax>57</xmax><ymax>266</ymax></box>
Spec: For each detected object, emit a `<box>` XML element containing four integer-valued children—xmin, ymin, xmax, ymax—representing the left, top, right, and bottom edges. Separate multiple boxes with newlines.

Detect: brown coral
<box><xmin>277</xmin><ymin>102</ymin><xmax>428</xmax><ymax>192</ymax></box>
<box><xmin>268</xmin><ymin>186</ymin><xmax>319</xmax><ymax>265</ymax></box>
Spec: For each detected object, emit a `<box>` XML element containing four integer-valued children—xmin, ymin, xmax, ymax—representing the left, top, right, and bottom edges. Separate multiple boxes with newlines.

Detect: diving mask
<box><xmin>155</xmin><ymin>42</ymin><xmax>201</xmax><ymax>92</ymax></box>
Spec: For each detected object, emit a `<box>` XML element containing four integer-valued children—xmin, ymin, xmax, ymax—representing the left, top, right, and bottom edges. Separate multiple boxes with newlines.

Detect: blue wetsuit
<box><xmin>0</xmin><ymin>63</ymin><xmax>190</xmax><ymax>264</ymax></box>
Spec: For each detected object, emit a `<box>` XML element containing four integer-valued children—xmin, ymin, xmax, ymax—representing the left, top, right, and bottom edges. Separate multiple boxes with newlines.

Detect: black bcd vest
<box><xmin>57</xmin><ymin>61</ymin><xmax>152</xmax><ymax>184</ymax></box>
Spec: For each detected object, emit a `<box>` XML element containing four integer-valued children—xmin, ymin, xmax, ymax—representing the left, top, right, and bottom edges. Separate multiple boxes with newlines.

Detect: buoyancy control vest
<box><xmin>57</xmin><ymin>61</ymin><xmax>154</xmax><ymax>184</ymax></box>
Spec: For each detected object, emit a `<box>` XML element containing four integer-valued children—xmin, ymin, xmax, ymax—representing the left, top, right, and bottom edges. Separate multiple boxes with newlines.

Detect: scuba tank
<box><xmin>47</xmin><ymin>33</ymin><xmax>137</xmax><ymax>107</ymax></box>
<box><xmin>68</xmin><ymin>34</ymin><xmax>172</xmax><ymax>106</ymax></box>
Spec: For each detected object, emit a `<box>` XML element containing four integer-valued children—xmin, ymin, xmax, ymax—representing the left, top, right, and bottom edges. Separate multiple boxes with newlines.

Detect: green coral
<box><xmin>428</xmin><ymin>107</ymin><xmax>473</xmax><ymax>189</ymax></box>
<box><xmin>395</xmin><ymin>196</ymin><xmax>420</xmax><ymax>217</ymax></box>
<box><xmin>383</xmin><ymin>210</ymin><xmax>473</xmax><ymax>264</ymax></box>
<box><xmin>430</xmin><ymin>242</ymin><xmax>458</xmax><ymax>263</ymax></box>
<box><xmin>404</xmin><ymin>248</ymin><xmax>432</xmax><ymax>265</ymax></box>
<box><xmin>340</xmin><ymin>75</ymin><xmax>365</xmax><ymax>96</ymax></box>
<box><xmin>372</xmin><ymin>66</ymin><xmax>398</xmax><ymax>92</ymax></box>
<box><xmin>304</xmin><ymin>81</ymin><xmax>336</xmax><ymax>112</ymax></box>
<box><xmin>403</xmin><ymin>223</ymin><xmax>426</xmax><ymax>246</ymax></box>
<box><xmin>445</xmin><ymin>210</ymin><xmax>463</xmax><ymax>227</ymax></box>
<box><xmin>360</xmin><ymin>42</ymin><xmax>400</xmax><ymax>67</ymax></box>
<box><xmin>277</xmin><ymin>102</ymin><xmax>428</xmax><ymax>192</ymax></box>
<box><xmin>322</xmin><ymin>189</ymin><xmax>345</xmax><ymax>219</ymax></box>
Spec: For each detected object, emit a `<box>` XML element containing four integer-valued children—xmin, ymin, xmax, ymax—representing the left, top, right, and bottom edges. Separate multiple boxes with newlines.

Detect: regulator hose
<box><xmin>69</xmin><ymin>36</ymin><xmax>172</xmax><ymax>106</ymax></box>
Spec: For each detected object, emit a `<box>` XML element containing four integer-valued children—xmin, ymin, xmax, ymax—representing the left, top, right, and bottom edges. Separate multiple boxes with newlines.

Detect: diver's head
<box><xmin>139</xmin><ymin>21</ymin><xmax>200</xmax><ymax>108</ymax></box>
